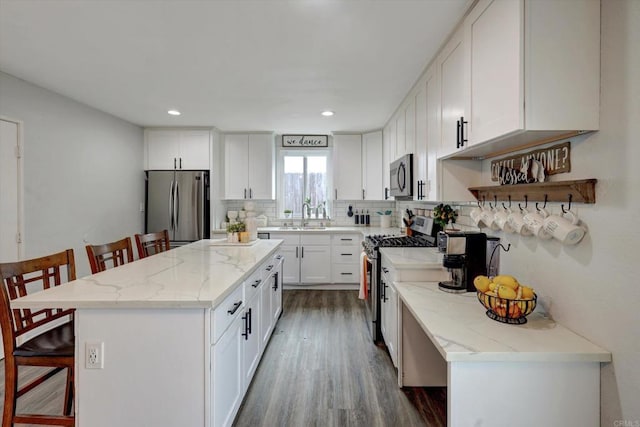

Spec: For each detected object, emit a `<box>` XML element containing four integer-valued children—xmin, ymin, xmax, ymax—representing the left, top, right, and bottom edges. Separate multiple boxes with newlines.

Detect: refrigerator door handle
<box><xmin>194</xmin><ymin>175</ymin><xmax>201</xmax><ymax>239</ymax></box>
<box><xmin>174</xmin><ymin>180</ymin><xmax>180</xmax><ymax>233</ymax></box>
<box><xmin>169</xmin><ymin>180</ymin><xmax>175</xmax><ymax>231</ymax></box>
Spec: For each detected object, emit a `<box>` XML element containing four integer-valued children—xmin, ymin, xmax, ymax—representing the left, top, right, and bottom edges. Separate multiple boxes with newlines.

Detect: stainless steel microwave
<box><xmin>389</xmin><ymin>154</ymin><xmax>413</xmax><ymax>199</ymax></box>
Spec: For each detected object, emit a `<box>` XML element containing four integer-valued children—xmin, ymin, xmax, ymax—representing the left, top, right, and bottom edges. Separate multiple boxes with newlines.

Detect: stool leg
<box><xmin>63</xmin><ymin>366</ymin><xmax>74</xmax><ymax>416</ymax></box>
<box><xmin>2</xmin><ymin>358</ymin><xmax>18</xmax><ymax>427</ymax></box>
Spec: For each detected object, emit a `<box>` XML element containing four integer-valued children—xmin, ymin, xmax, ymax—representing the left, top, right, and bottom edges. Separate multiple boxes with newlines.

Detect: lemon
<box><xmin>497</xmin><ymin>285</ymin><xmax>517</xmax><ymax>300</ymax></box>
<box><xmin>488</xmin><ymin>282</ymin><xmax>498</xmax><ymax>292</ymax></box>
<box><xmin>473</xmin><ymin>275</ymin><xmax>492</xmax><ymax>293</ymax></box>
<box><xmin>520</xmin><ymin>286</ymin><xmax>535</xmax><ymax>299</ymax></box>
<box><xmin>493</xmin><ymin>275</ymin><xmax>519</xmax><ymax>290</ymax></box>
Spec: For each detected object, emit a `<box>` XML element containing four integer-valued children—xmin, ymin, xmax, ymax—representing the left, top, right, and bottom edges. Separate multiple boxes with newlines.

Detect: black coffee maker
<box><xmin>438</xmin><ymin>232</ymin><xmax>487</xmax><ymax>293</ymax></box>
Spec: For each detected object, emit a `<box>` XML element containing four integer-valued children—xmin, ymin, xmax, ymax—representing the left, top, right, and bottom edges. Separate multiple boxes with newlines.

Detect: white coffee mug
<box><xmin>508</xmin><ymin>208</ymin><xmax>532</xmax><ymax>236</ymax></box>
<box><xmin>494</xmin><ymin>206</ymin><xmax>515</xmax><ymax>233</ymax></box>
<box><xmin>523</xmin><ymin>208</ymin><xmax>552</xmax><ymax>240</ymax></box>
<box><xmin>543</xmin><ymin>211</ymin><xmax>586</xmax><ymax>245</ymax></box>
<box><xmin>479</xmin><ymin>207</ymin><xmax>500</xmax><ymax>230</ymax></box>
<box><xmin>470</xmin><ymin>205</ymin><xmax>486</xmax><ymax>228</ymax></box>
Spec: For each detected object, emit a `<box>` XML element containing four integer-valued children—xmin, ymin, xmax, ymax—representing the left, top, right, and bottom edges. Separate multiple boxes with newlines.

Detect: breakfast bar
<box><xmin>395</xmin><ymin>282</ymin><xmax>611</xmax><ymax>427</ymax></box>
<box><xmin>11</xmin><ymin>239</ymin><xmax>283</xmax><ymax>427</ymax></box>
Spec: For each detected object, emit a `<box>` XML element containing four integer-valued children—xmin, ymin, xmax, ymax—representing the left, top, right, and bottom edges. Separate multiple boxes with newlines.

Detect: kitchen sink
<box><xmin>302</xmin><ymin>226</ymin><xmax>326</xmax><ymax>230</ymax></box>
<box><xmin>278</xmin><ymin>226</ymin><xmax>299</xmax><ymax>230</ymax></box>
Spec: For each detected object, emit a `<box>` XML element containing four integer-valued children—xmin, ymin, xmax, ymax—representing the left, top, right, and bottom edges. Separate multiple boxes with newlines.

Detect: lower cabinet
<box><xmin>380</xmin><ymin>268</ymin><xmax>399</xmax><ymax>367</ymax></box>
<box><xmin>211</xmin><ymin>251</ymin><xmax>283</xmax><ymax>427</ymax></box>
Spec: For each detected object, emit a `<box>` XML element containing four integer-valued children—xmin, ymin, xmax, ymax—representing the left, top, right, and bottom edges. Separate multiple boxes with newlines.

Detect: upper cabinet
<box><xmin>145</xmin><ymin>129</ymin><xmax>211</xmax><ymax>170</ymax></box>
<box><xmin>224</xmin><ymin>133</ymin><xmax>275</xmax><ymax>200</ymax></box>
<box><xmin>438</xmin><ymin>0</ymin><xmax>600</xmax><ymax>159</ymax></box>
<box><xmin>333</xmin><ymin>132</ymin><xmax>384</xmax><ymax>201</ymax></box>
<box><xmin>333</xmin><ymin>134</ymin><xmax>363</xmax><ymax>200</ymax></box>
<box><xmin>362</xmin><ymin>131</ymin><xmax>383</xmax><ymax>201</ymax></box>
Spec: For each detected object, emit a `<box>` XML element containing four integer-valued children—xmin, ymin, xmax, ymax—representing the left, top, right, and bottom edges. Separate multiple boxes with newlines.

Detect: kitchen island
<box><xmin>11</xmin><ymin>239</ymin><xmax>284</xmax><ymax>427</ymax></box>
<box><xmin>395</xmin><ymin>281</ymin><xmax>611</xmax><ymax>427</ymax></box>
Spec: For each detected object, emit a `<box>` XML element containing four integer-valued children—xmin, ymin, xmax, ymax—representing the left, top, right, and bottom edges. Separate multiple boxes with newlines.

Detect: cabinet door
<box><xmin>382</xmin><ymin>125</ymin><xmax>392</xmax><ymax>200</ymax></box>
<box><xmin>260</xmin><ymin>278</ymin><xmax>273</xmax><ymax>348</ymax></box>
<box><xmin>300</xmin><ymin>246</ymin><xmax>331</xmax><ymax>283</ymax></box>
<box><xmin>224</xmin><ymin>134</ymin><xmax>249</xmax><ymax>199</ymax></box>
<box><xmin>387</xmin><ymin>281</ymin><xmax>398</xmax><ymax>367</ymax></box>
<box><xmin>271</xmin><ymin>270</ymin><xmax>282</xmax><ymax>324</ymax></box>
<box><xmin>404</xmin><ymin>100</ymin><xmax>416</xmax><ymax>158</ymax></box>
<box><xmin>362</xmin><ymin>131</ymin><xmax>383</xmax><ymax>200</ymax></box>
<box><xmin>333</xmin><ymin>134</ymin><xmax>362</xmax><ymax>200</ymax></box>
<box><xmin>146</xmin><ymin>130</ymin><xmax>179</xmax><ymax>170</ymax></box>
<box><xmin>247</xmin><ymin>134</ymin><xmax>274</xmax><ymax>200</ymax></box>
<box><xmin>279</xmin><ymin>245</ymin><xmax>299</xmax><ymax>284</ymax></box>
<box><xmin>179</xmin><ymin>130</ymin><xmax>211</xmax><ymax>170</ymax></box>
<box><xmin>439</xmin><ymin>26</ymin><xmax>469</xmax><ymax>158</ymax></box>
<box><xmin>212</xmin><ymin>314</ymin><xmax>243</xmax><ymax>427</ymax></box>
<box><xmin>395</xmin><ymin>113</ymin><xmax>405</xmax><ymax>158</ymax></box>
<box><xmin>380</xmin><ymin>275</ymin><xmax>389</xmax><ymax>346</ymax></box>
<box><xmin>242</xmin><ymin>293</ymin><xmax>261</xmax><ymax>392</ymax></box>
<box><xmin>425</xmin><ymin>65</ymin><xmax>440</xmax><ymax>201</ymax></box>
<box><xmin>414</xmin><ymin>83</ymin><xmax>428</xmax><ymax>201</ymax></box>
<box><xmin>467</xmin><ymin>0</ymin><xmax>523</xmax><ymax>145</ymax></box>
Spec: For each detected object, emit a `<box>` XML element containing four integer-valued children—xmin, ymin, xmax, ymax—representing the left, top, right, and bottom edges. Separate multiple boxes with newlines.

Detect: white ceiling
<box><xmin>0</xmin><ymin>0</ymin><xmax>469</xmax><ymax>134</ymax></box>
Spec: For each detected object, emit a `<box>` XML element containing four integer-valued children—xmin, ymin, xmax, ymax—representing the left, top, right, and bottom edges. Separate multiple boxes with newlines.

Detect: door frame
<box><xmin>0</xmin><ymin>115</ymin><xmax>25</xmax><ymax>260</ymax></box>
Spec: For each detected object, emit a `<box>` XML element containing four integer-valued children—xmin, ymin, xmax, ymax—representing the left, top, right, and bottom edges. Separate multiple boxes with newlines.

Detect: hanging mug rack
<box><xmin>468</xmin><ymin>179</ymin><xmax>597</xmax><ymax>205</ymax></box>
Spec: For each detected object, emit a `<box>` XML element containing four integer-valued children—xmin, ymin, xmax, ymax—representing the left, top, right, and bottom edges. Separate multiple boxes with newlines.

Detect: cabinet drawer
<box><xmin>269</xmin><ymin>233</ymin><xmax>300</xmax><ymax>245</ymax></box>
<box><xmin>332</xmin><ymin>264</ymin><xmax>360</xmax><ymax>283</ymax></box>
<box><xmin>300</xmin><ymin>234</ymin><xmax>331</xmax><ymax>245</ymax></box>
<box><xmin>244</xmin><ymin>268</ymin><xmax>263</xmax><ymax>302</ymax></box>
<box><xmin>331</xmin><ymin>246</ymin><xmax>360</xmax><ymax>264</ymax></box>
<box><xmin>212</xmin><ymin>285</ymin><xmax>244</xmax><ymax>344</ymax></box>
<box><xmin>261</xmin><ymin>257</ymin><xmax>278</xmax><ymax>282</ymax></box>
<box><xmin>332</xmin><ymin>234</ymin><xmax>361</xmax><ymax>246</ymax></box>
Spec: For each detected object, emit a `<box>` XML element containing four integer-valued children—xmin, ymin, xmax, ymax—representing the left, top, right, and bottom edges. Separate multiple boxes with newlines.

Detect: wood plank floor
<box><xmin>0</xmin><ymin>290</ymin><xmax>446</xmax><ymax>426</ymax></box>
<box><xmin>234</xmin><ymin>290</ymin><xmax>446</xmax><ymax>427</ymax></box>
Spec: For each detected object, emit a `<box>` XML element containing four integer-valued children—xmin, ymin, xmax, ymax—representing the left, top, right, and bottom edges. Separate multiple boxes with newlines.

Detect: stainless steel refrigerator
<box><xmin>145</xmin><ymin>171</ymin><xmax>210</xmax><ymax>245</ymax></box>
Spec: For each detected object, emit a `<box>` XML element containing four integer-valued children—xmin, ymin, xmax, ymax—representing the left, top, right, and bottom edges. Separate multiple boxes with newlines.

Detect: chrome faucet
<box><xmin>302</xmin><ymin>202</ymin><xmax>310</xmax><ymax>227</ymax></box>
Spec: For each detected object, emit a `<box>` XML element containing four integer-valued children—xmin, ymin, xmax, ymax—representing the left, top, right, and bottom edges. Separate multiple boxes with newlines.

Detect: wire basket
<box><xmin>476</xmin><ymin>291</ymin><xmax>537</xmax><ymax>325</ymax></box>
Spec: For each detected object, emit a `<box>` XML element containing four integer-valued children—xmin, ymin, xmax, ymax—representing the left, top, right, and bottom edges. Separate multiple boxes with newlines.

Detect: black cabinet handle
<box><xmin>335</xmin><ymin>189</ymin><xmax>338</xmax><ymax>200</ymax></box>
<box><xmin>362</xmin><ymin>189</ymin><xmax>365</xmax><ymax>200</ymax></box>
<box><xmin>251</xmin><ymin>279</ymin><xmax>261</xmax><ymax>288</ymax></box>
<box><xmin>340</xmin><ymin>238</ymin><xmax>353</xmax><ymax>241</ymax></box>
<box><xmin>179</xmin><ymin>158</ymin><xmax>182</xmax><ymax>169</ymax></box>
<box><xmin>174</xmin><ymin>158</ymin><xmax>177</xmax><ymax>169</ymax></box>
<box><xmin>341</xmin><ymin>253</ymin><xmax>352</xmax><ymax>256</ymax></box>
<box><xmin>247</xmin><ymin>307</ymin><xmax>252</xmax><ymax>335</ymax></box>
<box><xmin>228</xmin><ymin>300</ymin><xmax>242</xmax><ymax>315</ymax></box>
<box><xmin>265</xmin><ymin>265</ymin><xmax>274</xmax><ymax>271</ymax></box>
<box><xmin>341</xmin><ymin>272</ymin><xmax>353</xmax><ymax>275</ymax></box>
<box><xmin>382</xmin><ymin>267</ymin><xmax>389</xmax><ymax>273</ymax></box>
<box><xmin>249</xmin><ymin>188</ymin><xmax>253</xmax><ymax>199</ymax></box>
<box><xmin>296</xmin><ymin>247</ymin><xmax>298</xmax><ymax>258</ymax></box>
<box><xmin>460</xmin><ymin>116</ymin><xmax>468</xmax><ymax>147</ymax></box>
<box><xmin>381</xmin><ymin>281</ymin><xmax>386</xmax><ymax>301</ymax></box>
<box><xmin>273</xmin><ymin>272</ymin><xmax>279</xmax><ymax>291</ymax></box>
<box><xmin>244</xmin><ymin>188</ymin><xmax>247</xmax><ymax>199</ymax></box>
<box><xmin>384</xmin><ymin>187</ymin><xmax>389</xmax><ymax>200</ymax></box>
<box><xmin>276</xmin><ymin>254</ymin><xmax>283</xmax><ymax>260</ymax></box>
<box><xmin>456</xmin><ymin>119</ymin><xmax>461</xmax><ymax>148</ymax></box>
<box><xmin>301</xmin><ymin>247</ymin><xmax>304</xmax><ymax>258</ymax></box>
<box><xmin>242</xmin><ymin>312</ymin><xmax>249</xmax><ymax>340</ymax></box>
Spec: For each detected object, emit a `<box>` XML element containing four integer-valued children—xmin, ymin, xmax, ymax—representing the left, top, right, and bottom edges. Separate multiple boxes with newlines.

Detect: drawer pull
<box><xmin>382</xmin><ymin>267</ymin><xmax>389</xmax><ymax>273</ymax></box>
<box><xmin>341</xmin><ymin>253</ymin><xmax>352</xmax><ymax>256</ymax></box>
<box><xmin>340</xmin><ymin>238</ymin><xmax>353</xmax><ymax>241</ymax></box>
<box><xmin>251</xmin><ymin>279</ymin><xmax>261</xmax><ymax>288</ymax></box>
<box><xmin>341</xmin><ymin>272</ymin><xmax>353</xmax><ymax>275</ymax></box>
<box><xmin>265</xmin><ymin>265</ymin><xmax>274</xmax><ymax>271</ymax></box>
<box><xmin>227</xmin><ymin>301</ymin><xmax>242</xmax><ymax>315</ymax></box>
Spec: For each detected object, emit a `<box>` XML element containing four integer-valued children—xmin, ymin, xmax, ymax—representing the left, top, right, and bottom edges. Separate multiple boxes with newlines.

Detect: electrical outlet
<box><xmin>86</xmin><ymin>342</ymin><xmax>104</xmax><ymax>369</ymax></box>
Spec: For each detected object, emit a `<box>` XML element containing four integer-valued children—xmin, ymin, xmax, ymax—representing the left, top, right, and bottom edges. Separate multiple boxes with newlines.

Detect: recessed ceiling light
<box><xmin>168</xmin><ymin>110</ymin><xmax>181</xmax><ymax>116</ymax></box>
<box><xmin>321</xmin><ymin>110</ymin><xmax>334</xmax><ymax>117</ymax></box>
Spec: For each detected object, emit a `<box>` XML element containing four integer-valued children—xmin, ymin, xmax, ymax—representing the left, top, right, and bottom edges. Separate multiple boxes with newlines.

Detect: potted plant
<box><xmin>283</xmin><ymin>209</ymin><xmax>292</xmax><ymax>219</ymax></box>
<box><xmin>433</xmin><ymin>204</ymin><xmax>458</xmax><ymax>231</ymax></box>
<box><xmin>226</xmin><ymin>222</ymin><xmax>246</xmax><ymax>243</ymax></box>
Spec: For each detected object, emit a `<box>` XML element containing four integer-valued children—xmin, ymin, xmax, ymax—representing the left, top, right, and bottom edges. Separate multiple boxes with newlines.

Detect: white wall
<box><xmin>475</xmin><ymin>1</ymin><xmax>639</xmax><ymax>423</ymax></box>
<box><xmin>0</xmin><ymin>71</ymin><xmax>144</xmax><ymax>277</ymax></box>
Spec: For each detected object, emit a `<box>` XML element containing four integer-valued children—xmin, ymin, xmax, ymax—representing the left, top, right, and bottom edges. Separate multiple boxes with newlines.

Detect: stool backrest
<box><xmin>86</xmin><ymin>237</ymin><xmax>134</xmax><ymax>274</ymax></box>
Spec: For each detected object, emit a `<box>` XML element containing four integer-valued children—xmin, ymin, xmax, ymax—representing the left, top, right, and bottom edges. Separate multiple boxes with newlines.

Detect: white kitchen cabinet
<box><xmin>438</xmin><ymin>26</ymin><xmax>469</xmax><ymax>158</ymax></box>
<box><xmin>330</xmin><ymin>233</ymin><xmax>362</xmax><ymax>284</ymax></box>
<box><xmin>424</xmin><ymin>65</ymin><xmax>440</xmax><ymax>201</ymax></box>
<box><xmin>404</xmin><ymin>101</ymin><xmax>415</xmax><ymax>160</ymax></box>
<box><xmin>440</xmin><ymin>0</ymin><xmax>600</xmax><ymax>158</ymax></box>
<box><xmin>145</xmin><ymin>129</ymin><xmax>211</xmax><ymax>170</ymax></box>
<box><xmin>362</xmin><ymin>131</ymin><xmax>383</xmax><ymax>200</ymax></box>
<box><xmin>380</xmin><ymin>264</ymin><xmax>398</xmax><ymax>367</ymax></box>
<box><xmin>395</xmin><ymin>112</ymin><xmax>405</xmax><ymax>159</ymax></box>
<box><xmin>414</xmin><ymin>82</ymin><xmax>428</xmax><ymax>201</ymax></box>
<box><xmin>300</xmin><ymin>237</ymin><xmax>331</xmax><ymax>284</ymax></box>
<box><xmin>241</xmin><ymin>292</ymin><xmax>260</xmax><ymax>394</ymax></box>
<box><xmin>382</xmin><ymin>124</ymin><xmax>393</xmax><ymax>200</ymax></box>
<box><xmin>333</xmin><ymin>134</ymin><xmax>363</xmax><ymax>200</ymax></box>
<box><xmin>270</xmin><ymin>233</ymin><xmax>300</xmax><ymax>285</ymax></box>
<box><xmin>224</xmin><ymin>133</ymin><xmax>275</xmax><ymax>200</ymax></box>
<box><xmin>270</xmin><ymin>260</ymin><xmax>283</xmax><ymax>324</ymax></box>
<box><xmin>212</xmin><ymin>312</ymin><xmax>243</xmax><ymax>427</ymax></box>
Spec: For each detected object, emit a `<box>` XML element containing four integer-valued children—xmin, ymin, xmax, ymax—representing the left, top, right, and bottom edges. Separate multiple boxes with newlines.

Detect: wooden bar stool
<box><xmin>134</xmin><ymin>230</ymin><xmax>171</xmax><ymax>259</ymax></box>
<box><xmin>85</xmin><ymin>237</ymin><xmax>134</xmax><ymax>274</ymax></box>
<box><xmin>0</xmin><ymin>249</ymin><xmax>76</xmax><ymax>427</ymax></box>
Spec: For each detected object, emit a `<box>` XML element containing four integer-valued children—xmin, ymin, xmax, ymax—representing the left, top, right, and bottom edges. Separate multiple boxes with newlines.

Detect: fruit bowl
<box><xmin>477</xmin><ymin>291</ymin><xmax>537</xmax><ymax>325</ymax></box>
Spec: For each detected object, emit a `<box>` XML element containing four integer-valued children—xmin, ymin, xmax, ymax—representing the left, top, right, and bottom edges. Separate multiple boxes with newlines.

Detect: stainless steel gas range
<box><xmin>362</xmin><ymin>216</ymin><xmax>439</xmax><ymax>342</ymax></box>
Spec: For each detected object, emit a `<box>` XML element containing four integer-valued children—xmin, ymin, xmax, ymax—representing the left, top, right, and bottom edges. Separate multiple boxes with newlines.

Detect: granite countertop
<box><xmin>11</xmin><ymin>239</ymin><xmax>282</xmax><ymax>310</ymax></box>
<box><xmin>395</xmin><ymin>282</ymin><xmax>611</xmax><ymax>363</ymax></box>
<box><xmin>212</xmin><ymin>226</ymin><xmax>402</xmax><ymax>237</ymax></box>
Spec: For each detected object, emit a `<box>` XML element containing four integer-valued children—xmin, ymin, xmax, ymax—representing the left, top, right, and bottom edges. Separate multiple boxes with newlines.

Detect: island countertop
<box><xmin>395</xmin><ymin>281</ymin><xmax>611</xmax><ymax>363</ymax></box>
<box><xmin>11</xmin><ymin>239</ymin><xmax>282</xmax><ymax>310</ymax></box>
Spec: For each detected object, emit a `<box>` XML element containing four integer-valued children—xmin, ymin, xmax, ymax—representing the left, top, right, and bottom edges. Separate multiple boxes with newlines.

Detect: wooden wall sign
<box><xmin>282</xmin><ymin>135</ymin><xmax>328</xmax><ymax>147</ymax></box>
<box><xmin>491</xmin><ymin>141</ymin><xmax>571</xmax><ymax>181</ymax></box>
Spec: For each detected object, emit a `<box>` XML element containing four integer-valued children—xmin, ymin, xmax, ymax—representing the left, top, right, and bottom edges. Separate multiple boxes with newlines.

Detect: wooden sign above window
<box><xmin>490</xmin><ymin>141</ymin><xmax>571</xmax><ymax>182</ymax></box>
<box><xmin>282</xmin><ymin>135</ymin><xmax>328</xmax><ymax>147</ymax></box>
